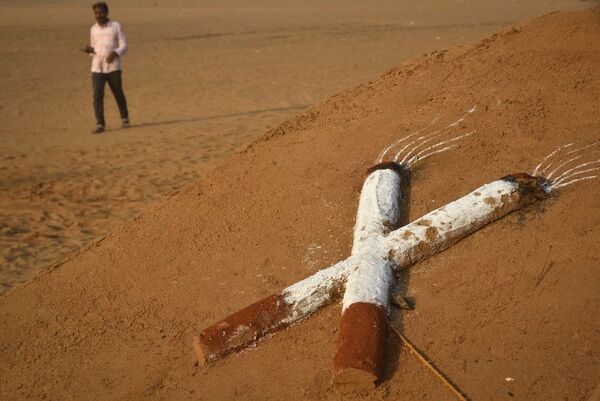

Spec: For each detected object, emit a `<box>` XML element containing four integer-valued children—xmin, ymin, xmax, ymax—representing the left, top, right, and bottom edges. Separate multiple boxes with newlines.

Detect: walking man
<box><xmin>84</xmin><ymin>2</ymin><xmax>129</xmax><ymax>134</ymax></box>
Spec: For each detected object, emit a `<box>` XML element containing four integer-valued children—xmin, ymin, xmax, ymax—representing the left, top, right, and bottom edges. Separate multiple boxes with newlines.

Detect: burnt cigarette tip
<box><xmin>502</xmin><ymin>172</ymin><xmax>549</xmax><ymax>198</ymax></box>
<box><xmin>366</xmin><ymin>161</ymin><xmax>411</xmax><ymax>180</ymax></box>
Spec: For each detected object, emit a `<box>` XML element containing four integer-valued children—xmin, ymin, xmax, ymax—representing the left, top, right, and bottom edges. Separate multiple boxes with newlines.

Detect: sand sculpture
<box><xmin>194</xmin><ymin>111</ymin><xmax>476</xmax><ymax>367</ymax></box>
<box><xmin>194</xmin><ymin>113</ymin><xmax>598</xmax><ymax>387</ymax></box>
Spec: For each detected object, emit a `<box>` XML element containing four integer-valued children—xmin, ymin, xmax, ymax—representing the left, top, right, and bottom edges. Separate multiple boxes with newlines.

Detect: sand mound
<box><xmin>2</xmin><ymin>9</ymin><xmax>600</xmax><ymax>401</ymax></box>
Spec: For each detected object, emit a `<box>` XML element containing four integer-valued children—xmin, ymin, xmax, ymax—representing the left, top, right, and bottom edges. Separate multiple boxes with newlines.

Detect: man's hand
<box><xmin>106</xmin><ymin>51</ymin><xmax>119</xmax><ymax>64</ymax></box>
<box><xmin>83</xmin><ymin>46</ymin><xmax>95</xmax><ymax>54</ymax></box>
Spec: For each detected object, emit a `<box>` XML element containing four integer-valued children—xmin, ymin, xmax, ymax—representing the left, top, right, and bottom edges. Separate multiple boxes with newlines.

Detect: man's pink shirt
<box><xmin>90</xmin><ymin>20</ymin><xmax>127</xmax><ymax>73</ymax></box>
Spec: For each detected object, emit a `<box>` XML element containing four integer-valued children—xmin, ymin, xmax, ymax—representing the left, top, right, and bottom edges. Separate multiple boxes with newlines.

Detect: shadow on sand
<box><xmin>110</xmin><ymin>105</ymin><xmax>310</xmax><ymax>132</ymax></box>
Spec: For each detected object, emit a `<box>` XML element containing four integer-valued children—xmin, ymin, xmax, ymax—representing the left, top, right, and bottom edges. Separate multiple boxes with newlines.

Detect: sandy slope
<box><xmin>1</xmin><ymin>0</ymin><xmax>595</xmax><ymax>292</ymax></box>
<box><xmin>1</xmin><ymin>7</ymin><xmax>600</xmax><ymax>401</ymax></box>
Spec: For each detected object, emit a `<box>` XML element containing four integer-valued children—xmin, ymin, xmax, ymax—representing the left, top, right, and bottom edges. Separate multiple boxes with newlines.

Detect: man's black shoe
<box><xmin>92</xmin><ymin>125</ymin><xmax>105</xmax><ymax>134</ymax></box>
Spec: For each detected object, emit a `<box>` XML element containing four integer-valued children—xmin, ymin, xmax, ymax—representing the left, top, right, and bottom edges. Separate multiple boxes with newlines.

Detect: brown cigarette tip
<box><xmin>502</xmin><ymin>172</ymin><xmax>548</xmax><ymax>202</ymax></box>
<box><xmin>194</xmin><ymin>293</ymin><xmax>291</xmax><ymax>364</ymax></box>
<box><xmin>333</xmin><ymin>302</ymin><xmax>388</xmax><ymax>388</ymax></box>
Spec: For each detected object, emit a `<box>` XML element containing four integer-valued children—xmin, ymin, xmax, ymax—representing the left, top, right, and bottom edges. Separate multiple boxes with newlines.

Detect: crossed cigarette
<box><xmin>193</xmin><ymin>164</ymin><xmax>547</xmax><ymax>384</ymax></box>
<box><xmin>193</xmin><ymin>125</ymin><xmax>598</xmax><ymax>388</ymax></box>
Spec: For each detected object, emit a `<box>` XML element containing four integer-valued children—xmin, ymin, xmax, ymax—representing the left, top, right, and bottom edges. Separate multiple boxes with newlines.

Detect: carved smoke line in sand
<box><xmin>533</xmin><ymin>141</ymin><xmax>600</xmax><ymax>190</ymax></box>
<box><xmin>377</xmin><ymin>105</ymin><xmax>477</xmax><ymax>166</ymax></box>
<box><xmin>193</xmin><ymin>109</ymin><xmax>479</xmax><ymax>366</ymax></box>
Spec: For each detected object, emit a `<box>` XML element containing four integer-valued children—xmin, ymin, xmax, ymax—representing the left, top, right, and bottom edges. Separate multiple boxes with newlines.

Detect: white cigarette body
<box><xmin>352</xmin><ymin>166</ymin><xmax>404</xmax><ymax>255</ymax></box>
<box><xmin>334</xmin><ymin>165</ymin><xmax>404</xmax><ymax>386</ymax></box>
<box><xmin>385</xmin><ymin>174</ymin><xmax>545</xmax><ymax>268</ymax></box>
<box><xmin>284</xmin><ymin>163</ymin><xmax>407</xmax><ymax>324</ymax></box>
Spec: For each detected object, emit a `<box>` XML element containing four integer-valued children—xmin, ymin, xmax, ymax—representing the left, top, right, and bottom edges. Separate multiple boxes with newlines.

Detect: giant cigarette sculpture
<box><xmin>195</xmin><ymin>110</ymin><xmax>479</xmax><ymax>365</ymax></box>
<box><xmin>194</xmin><ymin>112</ymin><xmax>597</xmax><ymax>387</ymax></box>
<box><xmin>194</xmin><ymin>172</ymin><xmax>546</xmax><ymax>366</ymax></box>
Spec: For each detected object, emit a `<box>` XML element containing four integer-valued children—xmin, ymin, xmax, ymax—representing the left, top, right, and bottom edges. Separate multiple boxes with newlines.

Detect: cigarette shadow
<box><xmin>116</xmin><ymin>105</ymin><xmax>309</xmax><ymax>131</ymax></box>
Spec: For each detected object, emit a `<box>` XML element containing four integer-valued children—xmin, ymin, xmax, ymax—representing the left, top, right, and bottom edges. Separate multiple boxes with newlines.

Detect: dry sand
<box><xmin>1</xmin><ymin>0</ymin><xmax>595</xmax><ymax>292</ymax></box>
<box><xmin>2</xmin><ymin>2</ymin><xmax>600</xmax><ymax>401</ymax></box>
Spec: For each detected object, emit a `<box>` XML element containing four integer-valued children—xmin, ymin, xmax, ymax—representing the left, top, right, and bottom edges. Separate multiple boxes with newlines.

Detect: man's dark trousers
<box><xmin>92</xmin><ymin>70</ymin><xmax>129</xmax><ymax>127</ymax></box>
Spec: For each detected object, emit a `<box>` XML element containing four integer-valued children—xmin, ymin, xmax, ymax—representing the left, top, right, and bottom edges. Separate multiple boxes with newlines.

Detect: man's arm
<box><xmin>107</xmin><ymin>23</ymin><xmax>127</xmax><ymax>63</ymax></box>
<box><xmin>84</xmin><ymin>27</ymin><xmax>95</xmax><ymax>54</ymax></box>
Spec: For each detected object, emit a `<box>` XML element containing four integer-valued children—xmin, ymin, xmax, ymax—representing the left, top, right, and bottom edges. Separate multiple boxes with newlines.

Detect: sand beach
<box><xmin>1</xmin><ymin>1</ymin><xmax>599</xmax><ymax>400</ymax></box>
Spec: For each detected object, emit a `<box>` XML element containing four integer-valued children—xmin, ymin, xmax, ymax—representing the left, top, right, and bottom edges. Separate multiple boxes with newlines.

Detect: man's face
<box><xmin>94</xmin><ymin>7</ymin><xmax>108</xmax><ymax>25</ymax></box>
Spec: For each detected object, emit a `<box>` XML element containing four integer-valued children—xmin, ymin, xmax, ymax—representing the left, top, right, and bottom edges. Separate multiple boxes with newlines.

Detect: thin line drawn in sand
<box><xmin>532</xmin><ymin>142</ymin><xmax>573</xmax><ymax>177</ymax></box>
<box><xmin>403</xmin><ymin>130</ymin><xmax>476</xmax><ymax>166</ymax></box>
<box><xmin>532</xmin><ymin>140</ymin><xmax>600</xmax><ymax>191</ymax></box>
<box><xmin>552</xmin><ymin>163</ymin><xmax>600</xmax><ymax>184</ymax></box>
<box><xmin>378</xmin><ymin>106</ymin><xmax>477</xmax><ymax>167</ymax></box>
<box><xmin>390</xmin><ymin>324</ymin><xmax>470</xmax><ymax>401</ymax></box>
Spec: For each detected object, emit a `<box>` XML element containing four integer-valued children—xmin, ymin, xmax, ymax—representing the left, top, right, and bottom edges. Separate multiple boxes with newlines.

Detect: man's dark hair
<box><xmin>92</xmin><ymin>2</ymin><xmax>109</xmax><ymax>13</ymax></box>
